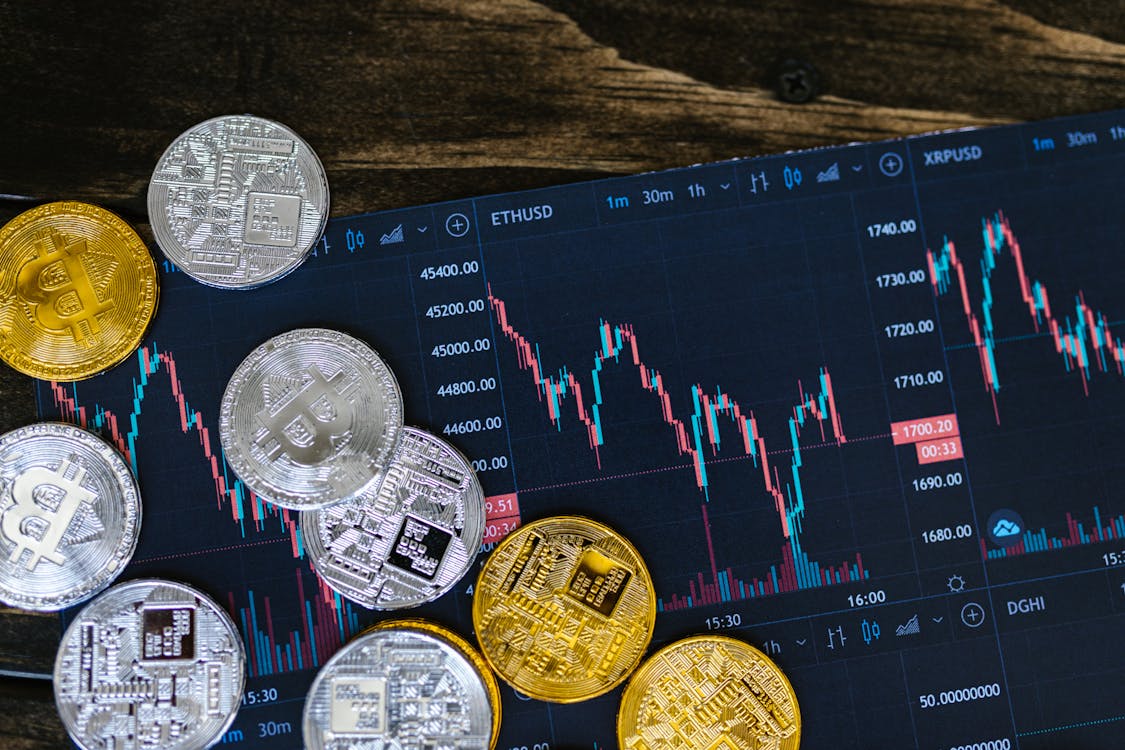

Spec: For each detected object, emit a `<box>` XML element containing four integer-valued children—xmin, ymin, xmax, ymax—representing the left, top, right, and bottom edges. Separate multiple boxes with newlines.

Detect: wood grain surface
<box><xmin>1</xmin><ymin>0</ymin><xmax>1122</xmax><ymax>746</ymax></box>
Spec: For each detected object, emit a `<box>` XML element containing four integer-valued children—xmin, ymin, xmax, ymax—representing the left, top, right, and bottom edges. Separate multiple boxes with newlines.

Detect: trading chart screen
<box><xmin>40</xmin><ymin>109</ymin><xmax>1125</xmax><ymax>749</ymax></box>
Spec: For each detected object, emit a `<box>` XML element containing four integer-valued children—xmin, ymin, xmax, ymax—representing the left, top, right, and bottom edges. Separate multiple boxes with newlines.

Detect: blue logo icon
<box><xmin>986</xmin><ymin>508</ymin><xmax>1025</xmax><ymax>548</ymax></box>
<box><xmin>992</xmin><ymin>518</ymin><xmax>1021</xmax><ymax>537</ymax></box>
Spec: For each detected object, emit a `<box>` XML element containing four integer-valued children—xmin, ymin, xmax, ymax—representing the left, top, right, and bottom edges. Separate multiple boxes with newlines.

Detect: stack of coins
<box><xmin>369</xmin><ymin>618</ymin><xmax>503</xmax><ymax>745</ymax></box>
<box><xmin>300</xmin><ymin>508</ymin><xmax>803</xmax><ymax>749</ymax></box>
<box><xmin>217</xmin><ymin>327</ymin><xmax>488</xmax><ymax>611</ymax></box>
<box><xmin>302</xmin><ymin>620</ymin><xmax>500</xmax><ymax>749</ymax></box>
<box><xmin>213</xmin><ymin>322</ymin><xmax>496</xmax><ymax>745</ymax></box>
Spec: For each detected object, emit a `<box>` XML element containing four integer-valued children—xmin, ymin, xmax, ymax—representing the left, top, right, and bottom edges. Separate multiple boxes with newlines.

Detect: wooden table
<box><xmin>1</xmin><ymin>1</ymin><xmax>1121</xmax><ymax>745</ymax></box>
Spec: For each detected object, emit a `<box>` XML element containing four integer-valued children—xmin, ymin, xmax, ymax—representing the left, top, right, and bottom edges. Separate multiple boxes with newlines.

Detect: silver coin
<box><xmin>302</xmin><ymin>626</ymin><xmax>493</xmax><ymax>750</ymax></box>
<box><xmin>54</xmin><ymin>578</ymin><xmax>247</xmax><ymax>750</ymax></box>
<box><xmin>147</xmin><ymin>114</ymin><xmax>329</xmax><ymax>289</ymax></box>
<box><xmin>219</xmin><ymin>328</ymin><xmax>403</xmax><ymax>510</ymax></box>
<box><xmin>0</xmin><ymin>422</ymin><xmax>140</xmax><ymax>611</ymax></box>
<box><xmin>302</xmin><ymin>427</ymin><xmax>485</xmax><ymax>609</ymax></box>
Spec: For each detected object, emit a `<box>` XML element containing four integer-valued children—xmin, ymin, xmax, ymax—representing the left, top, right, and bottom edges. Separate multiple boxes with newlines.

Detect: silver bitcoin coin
<box><xmin>148</xmin><ymin>114</ymin><xmax>329</xmax><ymax>289</ymax></box>
<box><xmin>302</xmin><ymin>626</ymin><xmax>494</xmax><ymax>750</ymax></box>
<box><xmin>302</xmin><ymin>427</ymin><xmax>485</xmax><ymax>609</ymax></box>
<box><xmin>0</xmin><ymin>422</ymin><xmax>140</xmax><ymax>611</ymax></box>
<box><xmin>219</xmin><ymin>328</ymin><xmax>403</xmax><ymax>510</ymax></box>
<box><xmin>54</xmin><ymin>578</ymin><xmax>246</xmax><ymax>750</ymax></box>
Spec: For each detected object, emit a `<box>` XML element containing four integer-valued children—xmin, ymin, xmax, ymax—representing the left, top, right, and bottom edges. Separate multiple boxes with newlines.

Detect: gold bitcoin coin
<box><xmin>371</xmin><ymin>618</ymin><xmax>502</xmax><ymax>747</ymax></box>
<box><xmin>472</xmin><ymin>515</ymin><xmax>656</xmax><ymax>703</ymax></box>
<box><xmin>617</xmin><ymin>634</ymin><xmax>801</xmax><ymax>750</ymax></box>
<box><xmin>0</xmin><ymin>201</ymin><xmax>158</xmax><ymax>380</ymax></box>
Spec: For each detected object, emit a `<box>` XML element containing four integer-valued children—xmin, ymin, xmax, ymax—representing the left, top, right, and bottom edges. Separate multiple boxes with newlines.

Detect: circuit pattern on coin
<box><xmin>147</xmin><ymin>114</ymin><xmax>329</xmax><ymax>288</ymax></box>
<box><xmin>302</xmin><ymin>626</ymin><xmax>494</xmax><ymax>750</ymax></box>
<box><xmin>369</xmin><ymin>619</ymin><xmax>501</xmax><ymax>747</ymax></box>
<box><xmin>617</xmin><ymin>635</ymin><xmax>801</xmax><ymax>750</ymax></box>
<box><xmin>303</xmin><ymin>427</ymin><xmax>485</xmax><ymax>608</ymax></box>
<box><xmin>472</xmin><ymin>516</ymin><xmax>656</xmax><ymax>702</ymax></box>
<box><xmin>0</xmin><ymin>201</ymin><xmax>158</xmax><ymax>380</ymax></box>
<box><xmin>0</xmin><ymin>422</ymin><xmax>140</xmax><ymax>611</ymax></box>
<box><xmin>219</xmin><ymin>328</ymin><xmax>403</xmax><ymax>509</ymax></box>
<box><xmin>54</xmin><ymin>578</ymin><xmax>247</xmax><ymax>750</ymax></box>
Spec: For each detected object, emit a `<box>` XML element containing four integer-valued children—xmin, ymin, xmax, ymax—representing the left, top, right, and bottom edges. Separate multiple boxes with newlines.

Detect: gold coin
<box><xmin>0</xmin><ymin>201</ymin><xmax>158</xmax><ymax>381</ymax></box>
<box><xmin>617</xmin><ymin>634</ymin><xmax>801</xmax><ymax>750</ymax></box>
<box><xmin>371</xmin><ymin>618</ymin><xmax>502</xmax><ymax>747</ymax></box>
<box><xmin>472</xmin><ymin>515</ymin><xmax>656</xmax><ymax>703</ymax></box>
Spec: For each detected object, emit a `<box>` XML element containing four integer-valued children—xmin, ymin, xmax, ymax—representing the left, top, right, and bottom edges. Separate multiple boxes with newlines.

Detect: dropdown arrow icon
<box><xmin>719</xmin><ymin>183</ymin><xmax>731</xmax><ymax>190</ymax></box>
<box><xmin>417</xmin><ymin>226</ymin><xmax>428</xmax><ymax>233</ymax></box>
<box><xmin>932</xmin><ymin>617</ymin><xmax>944</xmax><ymax>623</ymax></box>
<box><xmin>795</xmin><ymin>639</ymin><xmax>808</xmax><ymax>646</ymax></box>
<box><xmin>851</xmin><ymin>165</ymin><xmax>863</xmax><ymax>172</ymax></box>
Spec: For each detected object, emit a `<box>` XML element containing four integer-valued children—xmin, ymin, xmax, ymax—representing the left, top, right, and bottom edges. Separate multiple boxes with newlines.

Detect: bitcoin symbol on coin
<box><xmin>255</xmin><ymin>364</ymin><xmax>354</xmax><ymax>465</ymax></box>
<box><xmin>2</xmin><ymin>457</ymin><xmax>97</xmax><ymax>570</ymax></box>
<box><xmin>219</xmin><ymin>328</ymin><xmax>403</xmax><ymax>510</ymax></box>
<box><xmin>16</xmin><ymin>231</ymin><xmax>115</xmax><ymax>345</ymax></box>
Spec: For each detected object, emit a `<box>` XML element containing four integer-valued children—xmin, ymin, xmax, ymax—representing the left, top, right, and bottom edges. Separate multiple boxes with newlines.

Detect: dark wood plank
<box><xmin>0</xmin><ymin>608</ymin><xmax>63</xmax><ymax>676</ymax></box>
<box><xmin>537</xmin><ymin>0</ymin><xmax>1125</xmax><ymax>119</ymax></box>
<box><xmin>0</xmin><ymin>0</ymin><xmax>1002</xmax><ymax>215</ymax></box>
<box><xmin>0</xmin><ymin>680</ymin><xmax>68</xmax><ymax>750</ymax></box>
<box><xmin>0</xmin><ymin>1</ymin><xmax>1121</xmax><ymax>746</ymax></box>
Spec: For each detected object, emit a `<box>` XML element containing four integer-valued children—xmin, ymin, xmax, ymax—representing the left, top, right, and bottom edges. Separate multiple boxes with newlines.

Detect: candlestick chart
<box><xmin>929</xmin><ymin>211</ymin><xmax>1125</xmax><ymax>419</ymax></box>
<box><xmin>927</xmin><ymin>208</ymin><xmax>1125</xmax><ymax>572</ymax></box>
<box><xmin>487</xmin><ymin>286</ymin><xmax>870</xmax><ymax>611</ymax></box>
<box><xmin>49</xmin><ymin>344</ymin><xmax>301</xmax><ymax>544</ymax></box>
<box><xmin>32</xmin><ymin>109</ymin><xmax>1125</xmax><ymax>749</ymax></box>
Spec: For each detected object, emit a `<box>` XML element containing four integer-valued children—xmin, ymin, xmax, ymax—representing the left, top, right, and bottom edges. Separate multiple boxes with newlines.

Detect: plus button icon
<box><xmin>960</xmin><ymin>602</ymin><xmax>986</xmax><ymax>628</ymax></box>
<box><xmin>445</xmin><ymin>213</ymin><xmax>471</xmax><ymax>237</ymax></box>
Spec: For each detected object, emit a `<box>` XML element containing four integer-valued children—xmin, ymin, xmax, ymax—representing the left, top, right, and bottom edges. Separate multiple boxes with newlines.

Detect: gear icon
<box><xmin>947</xmin><ymin>574</ymin><xmax>966</xmax><ymax>593</ymax></box>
